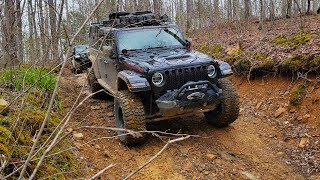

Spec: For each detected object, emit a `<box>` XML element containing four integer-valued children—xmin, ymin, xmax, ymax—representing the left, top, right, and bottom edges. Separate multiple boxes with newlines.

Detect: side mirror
<box><xmin>185</xmin><ymin>38</ymin><xmax>192</xmax><ymax>48</ymax></box>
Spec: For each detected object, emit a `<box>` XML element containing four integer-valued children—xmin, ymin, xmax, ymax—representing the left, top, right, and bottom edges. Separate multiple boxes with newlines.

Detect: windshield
<box><xmin>74</xmin><ymin>45</ymin><xmax>88</xmax><ymax>54</ymax></box>
<box><xmin>117</xmin><ymin>28</ymin><xmax>185</xmax><ymax>52</ymax></box>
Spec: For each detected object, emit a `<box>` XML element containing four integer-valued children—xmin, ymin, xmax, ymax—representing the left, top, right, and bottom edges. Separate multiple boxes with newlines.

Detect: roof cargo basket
<box><xmin>109</xmin><ymin>12</ymin><xmax>130</xmax><ymax>19</ymax></box>
<box><xmin>103</xmin><ymin>11</ymin><xmax>171</xmax><ymax>28</ymax></box>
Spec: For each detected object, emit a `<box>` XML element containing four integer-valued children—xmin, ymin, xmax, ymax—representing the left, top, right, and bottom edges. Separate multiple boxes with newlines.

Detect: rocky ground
<box><xmin>60</xmin><ymin>69</ymin><xmax>319</xmax><ymax>179</ymax></box>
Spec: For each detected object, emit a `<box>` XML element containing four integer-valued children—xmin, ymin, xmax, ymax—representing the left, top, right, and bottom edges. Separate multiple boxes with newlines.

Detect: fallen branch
<box><xmin>88</xmin><ymin>164</ymin><xmax>115</xmax><ymax>180</ymax></box>
<box><xmin>123</xmin><ymin>136</ymin><xmax>191</xmax><ymax>180</ymax></box>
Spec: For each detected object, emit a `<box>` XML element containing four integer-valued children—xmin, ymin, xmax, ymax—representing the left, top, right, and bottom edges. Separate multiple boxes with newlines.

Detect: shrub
<box><xmin>289</xmin><ymin>84</ymin><xmax>306</xmax><ymax>106</ymax></box>
<box><xmin>0</xmin><ymin>66</ymin><xmax>56</xmax><ymax>92</ymax></box>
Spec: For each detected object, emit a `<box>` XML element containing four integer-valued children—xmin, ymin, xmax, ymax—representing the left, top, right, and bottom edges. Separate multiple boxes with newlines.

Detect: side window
<box><xmin>89</xmin><ymin>27</ymin><xmax>96</xmax><ymax>39</ymax></box>
<box><xmin>89</xmin><ymin>25</ymin><xmax>100</xmax><ymax>47</ymax></box>
<box><xmin>89</xmin><ymin>26</ymin><xmax>95</xmax><ymax>46</ymax></box>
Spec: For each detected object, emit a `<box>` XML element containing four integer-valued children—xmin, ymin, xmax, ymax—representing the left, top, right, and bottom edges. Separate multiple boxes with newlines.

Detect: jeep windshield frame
<box><xmin>115</xmin><ymin>26</ymin><xmax>186</xmax><ymax>53</ymax></box>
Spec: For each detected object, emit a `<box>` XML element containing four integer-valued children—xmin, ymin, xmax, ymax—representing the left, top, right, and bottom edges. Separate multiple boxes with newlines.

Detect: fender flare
<box><xmin>88</xmin><ymin>48</ymin><xmax>102</xmax><ymax>79</ymax></box>
<box><xmin>117</xmin><ymin>70</ymin><xmax>151</xmax><ymax>92</ymax></box>
<box><xmin>215</xmin><ymin>60</ymin><xmax>233</xmax><ymax>77</ymax></box>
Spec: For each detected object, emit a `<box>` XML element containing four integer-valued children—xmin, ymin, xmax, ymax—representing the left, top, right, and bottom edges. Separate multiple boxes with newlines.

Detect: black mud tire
<box><xmin>88</xmin><ymin>69</ymin><xmax>104</xmax><ymax>99</ymax></box>
<box><xmin>114</xmin><ymin>90</ymin><xmax>146</xmax><ymax>146</ymax></box>
<box><xmin>71</xmin><ymin>61</ymin><xmax>83</xmax><ymax>74</ymax></box>
<box><xmin>204</xmin><ymin>78</ymin><xmax>239</xmax><ymax>127</ymax></box>
<box><xmin>71</xmin><ymin>67</ymin><xmax>83</xmax><ymax>74</ymax></box>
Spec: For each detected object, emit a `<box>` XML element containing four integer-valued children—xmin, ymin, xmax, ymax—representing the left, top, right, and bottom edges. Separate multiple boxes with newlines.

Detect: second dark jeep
<box><xmin>87</xmin><ymin>11</ymin><xmax>239</xmax><ymax>145</ymax></box>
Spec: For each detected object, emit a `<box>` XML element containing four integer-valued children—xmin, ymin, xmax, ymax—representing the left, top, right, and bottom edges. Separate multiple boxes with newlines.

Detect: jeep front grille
<box><xmin>163</xmin><ymin>65</ymin><xmax>208</xmax><ymax>90</ymax></box>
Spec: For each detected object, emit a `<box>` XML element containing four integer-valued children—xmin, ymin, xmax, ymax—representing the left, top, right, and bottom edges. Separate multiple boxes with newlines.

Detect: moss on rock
<box><xmin>272</xmin><ymin>33</ymin><xmax>312</xmax><ymax>49</ymax></box>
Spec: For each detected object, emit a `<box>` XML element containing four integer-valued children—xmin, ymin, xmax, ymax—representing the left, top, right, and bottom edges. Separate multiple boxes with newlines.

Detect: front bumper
<box><xmin>155</xmin><ymin>80</ymin><xmax>222</xmax><ymax>109</ymax></box>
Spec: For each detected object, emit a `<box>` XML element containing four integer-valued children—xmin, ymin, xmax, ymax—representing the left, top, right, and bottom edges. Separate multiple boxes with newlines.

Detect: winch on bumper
<box><xmin>155</xmin><ymin>81</ymin><xmax>222</xmax><ymax>109</ymax></box>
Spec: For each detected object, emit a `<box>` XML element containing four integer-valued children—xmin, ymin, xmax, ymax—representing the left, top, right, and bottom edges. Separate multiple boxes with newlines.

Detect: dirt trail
<box><xmin>60</xmin><ymin>71</ymin><xmax>319</xmax><ymax>179</ymax></box>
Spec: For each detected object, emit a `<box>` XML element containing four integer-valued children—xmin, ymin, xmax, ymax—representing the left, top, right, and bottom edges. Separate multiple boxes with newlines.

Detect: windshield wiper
<box><xmin>162</xmin><ymin>28</ymin><xmax>186</xmax><ymax>46</ymax></box>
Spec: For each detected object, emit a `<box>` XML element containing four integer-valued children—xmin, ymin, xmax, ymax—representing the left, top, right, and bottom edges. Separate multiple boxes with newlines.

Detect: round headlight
<box><xmin>207</xmin><ymin>65</ymin><xmax>216</xmax><ymax>78</ymax></box>
<box><xmin>152</xmin><ymin>72</ymin><xmax>165</xmax><ymax>87</ymax></box>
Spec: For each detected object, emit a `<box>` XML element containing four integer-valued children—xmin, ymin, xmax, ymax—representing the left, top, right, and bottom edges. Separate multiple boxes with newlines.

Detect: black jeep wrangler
<box><xmin>87</xmin><ymin>11</ymin><xmax>239</xmax><ymax>145</ymax></box>
<box><xmin>71</xmin><ymin>44</ymin><xmax>91</xmax><ymax>74</ymax></box>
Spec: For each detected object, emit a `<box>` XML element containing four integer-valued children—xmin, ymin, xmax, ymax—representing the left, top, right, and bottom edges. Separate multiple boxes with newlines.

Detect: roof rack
<box><xmin>102</xmin><ymin>11</ymin><xmax>171</xmax><ymax>28</ymax></box>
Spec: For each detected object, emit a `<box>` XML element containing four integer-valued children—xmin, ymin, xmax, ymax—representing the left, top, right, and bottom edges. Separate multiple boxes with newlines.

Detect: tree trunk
<box><xmin>38</xmin><ymin>0</ymin><xmax>48</xmax><ymax>62</ymax></box>
<box><xmin>186</xmin><ymin>0</ymin><xmax>192</xmax><ymax>33</ymax></box>
<box><xmin>2</xmin><ymin>0</ymin><xmax>19</xmax><ymax>68</ymax></box>
<box><xmin>16</xmin><ymin>0</ymin><xmax>24</xmax><ymax>63</ymax></box>
<box><xmin>227</xmin><ymin>0</ymin><xmax>232</xmax><ymax>22</ymax></box>
<box><xmin>258</xmin><ymin>0</ymin><xmax>264</xmax><ymax>30</ymax></box>
<box><xmin>233</xmin><ymin>0</ymin><xmax>240</xmax><ymax>21</ymax></box>
<box><xmin>269</xmin><ymin>0</ymin><xmax>275</xmax><ymax>21</ymax></box>
<box><xmin>213</xmin><ymin>0</ymin><xmax>220</xmax><ymax>19</ymax></box>
<box><xmin>287</xmin><ymin>0</ymin><xmax>293</xmax><ymax>18</ymax></box>
<box><xmin>153</xmin><ymin>0</ymin><xmax>161</xmax><ymax>15</ymax></box>
<box><xmin>48</xmin><ymin>0</ymin><xmax>58</xmax><ymax>61</ymax></box>
<box><xmin>133</xmin><ymin>0</ymin><xmax>138</xmax><ymax>10</ymax></box>
<box><xmin>313</xmin><ymin>0</ymin><xmax>319</xmax><ymax>13</ymax></box>
<box><xmin>244</xmin><ymin>0</ymin><xmax>251</xmax><ymax>19</ymax></box>
<box><xmin>306</xmin><ymin>0</ymin><xmax>311</xmax><ymax>14</ymax></box>
<box><xmin>32</xmin><ymin>0</ymin><xmax>40</xmax><ymax>63</ymax></box>
<box><xmin>28</xmin><ymin>0</ymin><xmax>35</xmax><ymax>63</ymax></box>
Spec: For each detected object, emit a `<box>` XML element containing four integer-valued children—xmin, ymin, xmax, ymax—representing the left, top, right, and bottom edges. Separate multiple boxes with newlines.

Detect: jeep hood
<box><xmin>122</xmin><ymin>48</ymin><xmax>216</xmax><ymax>71</ymax></box>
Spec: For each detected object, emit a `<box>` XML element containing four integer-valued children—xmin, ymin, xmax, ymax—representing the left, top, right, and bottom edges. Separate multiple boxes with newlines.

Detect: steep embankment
<box><xmin>192</xmin><ymin>15</ymin><xmax>320</xmax><ymax>77</ymax></box>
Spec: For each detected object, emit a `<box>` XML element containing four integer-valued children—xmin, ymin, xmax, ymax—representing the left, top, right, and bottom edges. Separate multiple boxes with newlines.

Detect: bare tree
<box><xmin>244</xmin><ymin>0</ymin><xmax>252</xmax><ymax>19</ymax></box>
<box><xmin>287</xmin><ymin>0</ymin><xmax>293</xmax><ymax>18</ymax></box>
<box><xmin>213</xmin><ymin>0</ymin><xmax>220</xmax><ymax>20</ymax></box>
<box><xmin>258</xmin><ymin>0</ymin><xmax>264</xmax><ymax>30</ymax></box>
<box><xmin>49</xmin><ymin>0</ymin><xmax>58</xmax><ymax>61</ymax></box>
<box><xmin>15</xmin><ymin>0</ymin><xmax>24</xmax><ymax>63</ymax></box>
<box><xmin>306</xmin><ymin>0</ymin><xmax>312</xmax><ymax>14</ymax></box>
<box><xmin>37</xmin><ymin>0</ymin><xmax>48</xmax><ymax>62</ymax></box>
<box><xmin>2</xmin><ymin>0</ymin><xmax>18</xmax><ymax>68</ymax></box>
<box><xmin>186</xmin><ymin>0</ymin><xmax>192</xmax><ymax>33</ymax></box>
<box><xmin>153</xmin><ymin>0</ymin><xmax>162</xmax><ymax>15</ymax></box>
<box><xmin>269</xmin><ymin>0</ymin><xmax>276</xmax><ymax>21</ymax></box>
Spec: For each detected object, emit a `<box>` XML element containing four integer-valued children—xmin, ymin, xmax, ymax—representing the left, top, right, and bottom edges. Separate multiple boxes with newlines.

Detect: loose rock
<box><xmin>298</xmin><ymin>137</ymin><xmax>309</xmax><ymax>148</ymax></box>
<box><xmin>73</xmin><ymin>133</ymin><xmax>84</xmax><ymax>139</ymax></box>
<box><xmin>274</xmin><ymin>107</ymin><xmax>286</xmax><ymax>118</ymax></box>
<box><xmin>107</xmin><ymin>112</ymin><xmax>114</xmax><ymax>117</ymax></box>
<box><xmin>303</xmin><ymin>114</ymin><xmax>311</xmax><ymax>119</ymax></box>
<box><xmin>91</xmin><ymin>106</ymin><xmax>101</xmax><ymax>110</ymax></box>
<box><xmin>277</xmin><ymin>152</ymin><xmax>284</xmax><ymax>155</ymax></box>
<box><xmin>255</xmin><ymin>101</ymin><xmax>263</xmax><ymax>109</ymax></box>
<box><xmin>241</xmin><ymin>171</ymin><xmax>259</xmax><ymax>180</ymax></box>
<box><xmin>0</xmin><ymin>99</ymin><xmax>9</xmax><ymax>116</ymax></box>
<box><xmin>289</xmin><ymin>108</ymin><xmax>297</xmax><ymax>113</ymax></box>
<box><xmin>206</xmin><ymin>153</ymin><xmax>217</xmax><ymax>161</ymax></box>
